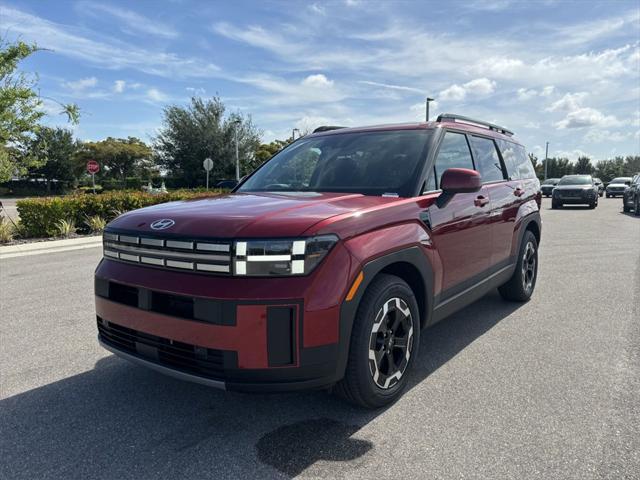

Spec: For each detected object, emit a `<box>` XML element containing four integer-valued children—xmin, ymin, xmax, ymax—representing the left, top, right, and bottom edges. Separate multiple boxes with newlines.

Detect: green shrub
<box><xmin>56</xmin><ymin>219</ymin><xmax>76</xmax><ymax>238</ymax></box>
<box><xmin>84</xmin><ymin>215</ymin><xmax>107</xmax><ymax>233</ymax></box>
<box><xmin>16</xmin><ymin>190</ymin><xmax>223</xmax><ymax>238</ymax></box>
<box><xmin>0</xmin><ymin>216</ymin><xmax>14</xmax><ymax>243</ymax></box>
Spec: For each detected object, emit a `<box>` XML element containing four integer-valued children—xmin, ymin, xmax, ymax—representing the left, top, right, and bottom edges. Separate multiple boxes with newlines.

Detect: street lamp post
<box><xmin>426</xmin><ymin>97</ymin><xmax>435</xmax><ymax>122</ymax></box>
<box><xmin>292</xmin><ymin>128</ymin><xmax>300</xmax><ymax>141</ymax></box>
<box><xmin>544</xmin><ymin>141</ymin><xmax>549</xmax><ymax>180</ymax></box>
<box><xmin>233</xmin><ymin>119</ymin><xmax>241</xmax><ymax>182</ymax></box>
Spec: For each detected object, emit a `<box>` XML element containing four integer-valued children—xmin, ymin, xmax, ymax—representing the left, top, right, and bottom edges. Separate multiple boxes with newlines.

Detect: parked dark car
<box><xmin>540</xmin><ymin>178</ymin><xmax>560</xmax><ymax>197</ymax></box>
<box><xmin>606</xmin><ymin>177</ymin><xmax>632</xmax><ymax>198</ymax></box>
<box><xmin>551</xmin><ymin>175</ymin><xmax>599</xmax><ymax>209</ymax></box>
<box><xmin>622</xmin><ymin>174</ymin><xmax>640</xmax><ymax>215</ymax></box>
<box><xmin>593</xmin><ymin>177</ymin><xmax>604</xmax><ymax>197</ymax></box>
<box><xmin>95</xmin><ymin>114</ymin><xmax>541</xmax><ymax>408</ymax></box>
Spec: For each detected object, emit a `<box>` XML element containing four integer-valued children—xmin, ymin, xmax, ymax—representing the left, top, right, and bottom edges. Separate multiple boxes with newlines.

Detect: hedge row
<box><xmin>16</xmin><ymin>189</ymin><xmax>223</xmax><ymax>238</ymax></box>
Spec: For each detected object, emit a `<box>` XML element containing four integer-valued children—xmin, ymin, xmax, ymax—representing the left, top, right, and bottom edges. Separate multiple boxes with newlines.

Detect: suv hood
<box><xmin>554</xmin><ymin>185</ymin><xmax>593</xmax><ymax>190</ymax></box>
<box><xmin>107</xmin><ymin>192</ymin><xmax>395</xmax><ymax>238</ymax></box>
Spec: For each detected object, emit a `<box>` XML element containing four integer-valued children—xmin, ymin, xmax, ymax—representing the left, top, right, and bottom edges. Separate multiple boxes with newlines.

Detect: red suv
<box><xmin>95</xmin><ymin>114</ymin><xmax>541</xmax><ymax>408</ymax></box>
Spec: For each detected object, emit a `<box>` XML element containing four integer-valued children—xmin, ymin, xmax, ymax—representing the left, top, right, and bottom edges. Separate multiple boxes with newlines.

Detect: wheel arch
<box><xmin>335</xmin><ymin>246</ymin><xmax>434</xmax><ymax>382</ymax></box>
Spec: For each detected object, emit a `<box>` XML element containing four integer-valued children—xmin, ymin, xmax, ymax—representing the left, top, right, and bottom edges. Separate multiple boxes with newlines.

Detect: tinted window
<box><xmin>468</xmin><ymin>136</ymin><xmax>505</xmax><ymax>183</ymax></box>
<box><xmin>557</xmin><ymin>175</ymin><xmax>592</xmax><ymax>185</ymax></box>
<box><xmin>432</xmin><ymin>132</ymin><xmax>474</xmax><ymax>189</ymax></box>
<box><xmin>239</xmin><ymin>130</ymin><xmax>431</xmax><ymax>197</ymax></box>
<box><xmin>496</xmin><ymin>140</ymin><xmax>535</xmax><ymax>180</ymax></box>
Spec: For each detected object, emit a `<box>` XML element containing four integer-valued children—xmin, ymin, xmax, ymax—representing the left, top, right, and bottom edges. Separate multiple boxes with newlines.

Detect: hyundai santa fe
<box><xmin>95</xmin><ymin>114</ymin><xmax>542</xmax><ymax>408</ymax></box>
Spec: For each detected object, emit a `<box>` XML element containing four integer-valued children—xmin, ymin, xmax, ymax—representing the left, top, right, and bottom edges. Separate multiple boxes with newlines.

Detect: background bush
<box><xmin>16</xmin><ymin>189</ymin><xmax>223</xmax><ymax>238</ymax></box>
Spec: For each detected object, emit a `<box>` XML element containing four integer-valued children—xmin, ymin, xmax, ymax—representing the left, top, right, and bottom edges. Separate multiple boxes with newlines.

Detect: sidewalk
<box><xmin>0</xmin><ymin>235</ymin><xmax>102</xmax><ymax>259</ymax></box>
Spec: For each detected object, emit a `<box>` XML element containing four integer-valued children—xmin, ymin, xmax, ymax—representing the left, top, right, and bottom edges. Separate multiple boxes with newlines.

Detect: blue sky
<box><xmin>2</xmin><ymin>0</ymin><xmax>639</xmax><ymax>161</ymax></box>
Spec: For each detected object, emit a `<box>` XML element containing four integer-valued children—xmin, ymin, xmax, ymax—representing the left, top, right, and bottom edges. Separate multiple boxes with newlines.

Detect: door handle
<box><xmin>474</xmin><ymin>195</ymin><xmax>489</xmax><ymax>207</ymax></box>
<box><xmin>514</xmin><ymin>187</ymin><xmax>524</xmax><ymax>197</ymax></box>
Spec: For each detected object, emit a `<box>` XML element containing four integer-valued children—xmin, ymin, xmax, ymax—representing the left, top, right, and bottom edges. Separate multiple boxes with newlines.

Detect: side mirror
<box><xmin>436</xmin><ymin>168</ymin><xmax>482</xmax><ymax>208</ymax></box>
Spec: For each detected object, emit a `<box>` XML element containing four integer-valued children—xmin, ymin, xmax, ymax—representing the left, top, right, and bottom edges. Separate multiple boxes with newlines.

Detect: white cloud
<box><xmin>113</xmin><ymin>80</ymin><xmax>126</xmax><ymax>93</ymax></box>
<box><xmin>547</xmin><ymin>92</ymin><xmax>588</xmax><ymax>112</ymax></box>
<box><xmin>584</xmin><ymin>129</ymin><xmax>628</xmax><ymax>143</ymax></box>
<box><xmin>146</xmin><ymin>88</ymin><xmax>168</xmax><ymax>102</ymax></box>
<box><xmin>63</xmin><ymin>76</ymin><xmax>98</xmax><ymax>91</ymax></box>
<box><xmin>541</xmin><ymin>86</ymin><xmax>555</xmax><ymax>97</ymax></box>
<box><xmin>518</xmin><ymin>86</ymin><xmax>555</xmax><ymax>101</ymax></box>
<box><xmin>301</xmin><ymin>74</ymin><xmax>334</xmax><ymax>88</ymax></box>
<box><xmin>440</xmin><ymin>78</ymin><xmax>496</xmax><ymax>101</ymax></box>
<box><xmin>309</xmin><ymin>3</ymin><xmax>325</xmax><ymax>15</ymax></box>
<box><xmin>78</xmin><ymin>2</ymin><xmax>179</xmax><ymax>39</ymax></box>
<box><xmin>555</xmin><ymin>107</ymin><xmax>619</xmax><ymax>129</ymax></box>
<box><xmin>545</xmin><ymin>92</ymin><xmax>620</xmax><ymax>129</ymax></box>
<box><xmin>186</xmin><ymin>87</ymin><xmax>206</xmax><ymax>96</ymax></box>
<box><xmin>358</xmin><ymin>81</ymin><xmax>423</xmax><ymax>95</ymax></box>
<box><xmin>3</xmin><ymin>6</ymin><xmax>219</xmax><ymax>79</ymax></box>
<box><xmin>553</xmin><ymin>149</ymin><xmax>593</xmax><ymax>161</ymax></box>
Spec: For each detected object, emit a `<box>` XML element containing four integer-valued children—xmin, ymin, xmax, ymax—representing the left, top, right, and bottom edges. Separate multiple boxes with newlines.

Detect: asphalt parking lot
<box><xmin>1</xmin><ymin>197</ymin><xmax>638</xmax><ymax>479</ymax></box>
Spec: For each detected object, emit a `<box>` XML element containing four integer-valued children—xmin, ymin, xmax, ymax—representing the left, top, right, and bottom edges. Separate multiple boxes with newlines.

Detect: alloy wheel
<box><xmin>368</xmin><ymin>297</ymin><xmax>414</xmax><ymax>389</ymax></box>
<box><xmin>521</xmin><ymin>241</ymin><xmax>537</xmax><ymax>294</ymax></box>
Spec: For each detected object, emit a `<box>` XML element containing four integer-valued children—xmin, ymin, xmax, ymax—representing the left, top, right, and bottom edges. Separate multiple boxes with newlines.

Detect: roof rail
<box><xmin>436</xmin><ymin>113</ymin><xmax>514</xmax><ymax>136</ymax></box>
<box><xmin>313</xmin><ymin>126</ymin><xmax>346</xmax><ymax>133</ymax></box>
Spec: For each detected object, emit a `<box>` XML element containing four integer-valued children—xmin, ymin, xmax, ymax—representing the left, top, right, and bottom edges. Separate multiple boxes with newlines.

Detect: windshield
<box><xmin>542</xmin><ymin>179</ymin><xmax>558</xmax><ymax>185</ymax></box>
<box><xmin>610</xmin><ymin>178</ymin><xmax>631</xmax><ymax>184</ymax></box>
<box><xmin>238</xmin><ymin>130</ymin><xmax>431</xmax><ymax>197</ymax></box>
<box><xmin>558</xmin><ymin>176</ymin><xmax>592</xmax><ymax>185</ymax></box>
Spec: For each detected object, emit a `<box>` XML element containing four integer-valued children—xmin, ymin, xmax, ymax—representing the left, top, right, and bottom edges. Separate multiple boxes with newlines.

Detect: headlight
<box><xmin>234</xmin><ymin>235</ymin><xmax>338</xmax><ymax>276</ymax></box>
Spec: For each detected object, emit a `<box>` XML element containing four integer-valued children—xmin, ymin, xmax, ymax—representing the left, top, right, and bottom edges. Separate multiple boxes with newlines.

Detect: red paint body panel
<box><xmin>96</xmin><ymin>297</ymin><xmax>270</xmax><ymax>369</ymax></box>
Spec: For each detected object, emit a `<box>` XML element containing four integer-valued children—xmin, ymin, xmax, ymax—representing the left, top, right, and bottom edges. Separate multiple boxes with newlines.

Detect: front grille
<box><xmin>559</xmin><ymin>189</ymin><xmax>584</xmax><ymax>197</ymax></box>
<box><xmin>103</xmin><ymin>231</ymin><xmax>232</xmax><ymax>274</ymax></box>
<box><xmin>98</xmin><ymin>317</ymin><xmax>235</xmax><ymax>377</ymax></box>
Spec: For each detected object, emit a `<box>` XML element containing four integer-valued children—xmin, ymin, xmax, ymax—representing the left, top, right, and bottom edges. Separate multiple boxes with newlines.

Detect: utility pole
<box><xmin>233</xmin><ymin>119</ymin><xmax>241</xmax><ymax>181</ymax></box>
<box><xmin>544</xmin><ymin>141</ymin><xmax>549</xmax><ymax>180</ymax></box>
<box><xmin>426</xmin><ymin>97</ymin><xmax>434</xmax><ymax>122</ymax></box>
<box><xmin>292</xmin><ymin>128</ymin><xmax>300</xmax><ymax>141</ymax></box>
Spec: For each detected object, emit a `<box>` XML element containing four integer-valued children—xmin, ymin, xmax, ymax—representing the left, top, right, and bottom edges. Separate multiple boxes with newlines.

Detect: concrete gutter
<box><xmin>0</xmin><ymin>235</ymin><xmax>102</xmax><ymax>259</ymax></box>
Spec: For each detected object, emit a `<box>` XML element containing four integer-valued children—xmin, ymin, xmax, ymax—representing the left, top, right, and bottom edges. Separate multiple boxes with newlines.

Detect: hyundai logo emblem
<box><xmin>150</xmin><ymin>219</ymin><xmax>175</xmax><ymax>230</ymax></box>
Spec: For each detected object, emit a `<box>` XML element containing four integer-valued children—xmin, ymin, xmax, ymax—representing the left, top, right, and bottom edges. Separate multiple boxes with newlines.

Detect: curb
<box><xmin>0</xmin><ymin>235</ymin><xmax>102</xmax><ymax>259</ymax></box>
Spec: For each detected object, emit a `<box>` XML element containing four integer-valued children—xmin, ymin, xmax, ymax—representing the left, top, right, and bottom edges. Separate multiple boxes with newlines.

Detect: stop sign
<box><xmin>86</xmin><ymin>160</ymin><xmax>100</xmax><ymax>174</ymax></box>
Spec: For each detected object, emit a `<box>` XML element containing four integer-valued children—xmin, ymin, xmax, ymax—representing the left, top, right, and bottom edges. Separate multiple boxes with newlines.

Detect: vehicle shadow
<box><xmin>1</xmin><ymin>291</ymin><xmax>521</xmax><ymax>479</ymax></box>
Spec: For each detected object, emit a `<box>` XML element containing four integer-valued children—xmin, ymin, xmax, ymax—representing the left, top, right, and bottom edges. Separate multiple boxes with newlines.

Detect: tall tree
<box><xmin>574</xmin><ymin>156</ymin><xmax>594</xmax><ymax>174</ymax></box>
<box><xmin>541</xmin><ymin>157</ymin><xmax>574</xmax><ymax>178</ymax></box>
<box><xmin>154</xmin><ymin>97</ymin><xmax>261</xmax><ymax>186</ymax></box>
<box><xmin>75</xmin><ymin>137</ymin><xmax>153</xmax><ymax>186</ymax></box>
<box><xmin>28</xmin><ymin>127</ymin><xmax>81</xmax><ymax>190</ymax></box>
<box><xmin>0</xmin><ymin>40</ymin><xmax>79</xmax><ymax>182</ymax></box>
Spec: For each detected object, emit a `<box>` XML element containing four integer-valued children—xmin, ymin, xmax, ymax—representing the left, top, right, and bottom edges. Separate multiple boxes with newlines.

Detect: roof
<box><xmin>308</xmin><ymin>118</ymin><xmax>519</xmax><ymax>144</ymax></box>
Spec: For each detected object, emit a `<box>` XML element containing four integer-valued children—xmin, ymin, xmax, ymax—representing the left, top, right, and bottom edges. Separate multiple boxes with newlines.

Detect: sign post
<box><xmin>86</xmin><ymin>160</ymin><xmax>100</xmax><ymax>194</ymax></box>
<box><xmin>203</xmin><ymin>157</ymin><xmax>213</xmax><ymax>190</ymax></box>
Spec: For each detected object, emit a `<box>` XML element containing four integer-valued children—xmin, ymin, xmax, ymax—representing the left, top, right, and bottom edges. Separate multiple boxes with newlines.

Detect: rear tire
<box><xmin>624</xmin><ymin>203</ymin><xmax>631</xmax><ymax>213</ymax></box>
<box><xmin>499</xmin><ymin>230</ymin><xmax>538</xmax><ymax>302</ymax></box>
<box><xmin>335</xmin><ymin>274</ymin><xmax>420</xmax><ymax>409</ymax></box>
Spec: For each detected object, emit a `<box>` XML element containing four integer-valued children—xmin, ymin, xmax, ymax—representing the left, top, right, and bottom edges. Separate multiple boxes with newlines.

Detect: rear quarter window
<box><xmin>496</xmin><ymin>139</ymin><xmax>535</xmax><ymax>180</ymax></box>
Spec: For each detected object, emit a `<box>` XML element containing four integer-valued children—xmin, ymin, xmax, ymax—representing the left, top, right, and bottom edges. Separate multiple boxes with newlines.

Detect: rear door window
<box><xmin>496</xmin><ymin>140</ymin><xmax>535</xmax><ymax>180</ymax></box>
<box><xmin>468</xmin><ymin>136</ymin><xmax>505</xmax><ymax>183</ymax></box>
<box><xmin>429</xmin><ymin>131</ymin><xmax>474</xmax><ymax>189</ymax></box>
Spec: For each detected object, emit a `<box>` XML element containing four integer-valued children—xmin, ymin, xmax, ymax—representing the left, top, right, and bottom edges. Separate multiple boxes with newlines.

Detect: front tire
<box><xmin>634</xmin><ymin>197</ymin><xmax>640</xmax><ymax>216</ymax></box>
<box><xmin>335</xmin><ymin>274</ymin><xmax>420</xmax><ymax>409</ymax></box>
<box><xmin>552</xmin><ymin>201</ymin><xmax>561</xmax><ymax>209</ymax></box>
<box><xmin>499</xmin><ymin>230</ymin><xmax>538</xmax><ymax>302</ymax></box>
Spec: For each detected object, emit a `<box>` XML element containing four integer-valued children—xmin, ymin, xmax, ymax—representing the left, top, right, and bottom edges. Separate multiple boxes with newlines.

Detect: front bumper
<box><xmin>94</xmin><ymin>242</ymin><xmax>356</xmax><ymax>392</ymax></box>
<box><xmin>553</xmin><ymin>194</ymin><xmax>596</xmax><ymax>204</ymax></box>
